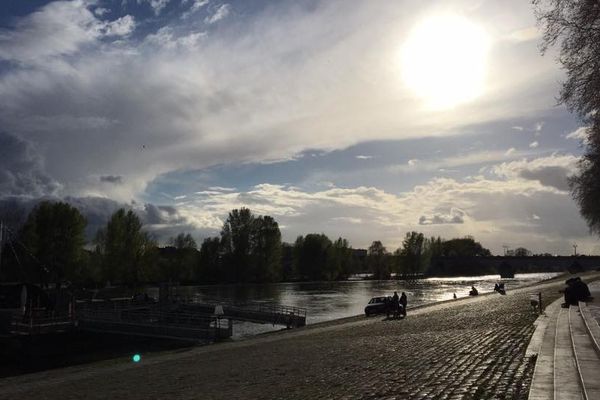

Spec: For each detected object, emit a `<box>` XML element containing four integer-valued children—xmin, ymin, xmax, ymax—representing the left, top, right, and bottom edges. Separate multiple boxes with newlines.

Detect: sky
<box><xmin>0</xmin><ymin>0</ymin><xmax>596</xmax><ymax>255</ymax></box>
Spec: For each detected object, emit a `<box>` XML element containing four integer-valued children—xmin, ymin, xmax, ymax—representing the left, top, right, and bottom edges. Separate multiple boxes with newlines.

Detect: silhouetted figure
<box><xmin>453</xmin><ymin>293</ymin><xmax>457</xmax><ymax>299</ymax></box>
<box><xmin>494</xmin><ymin>283</ymin><xmax>506</xmax><ymax>295</ymax></box>
<box><xmin>398</xmin><ymin>292</ymin><xmax>407</xmax><ymax>317</ymax></box>
<box><xmin>563</xmin><ymin>277</ymin><xmax>592</xmax><ymax>306</ymax></box>
<box><xmin>392</xmin><ymin>291</ymin><xmax>399</xmax><ymax>304</ymax></box>
<box><xmin>469</xmin><ymin>286</ymin><xmax>479</xmax><ymax>296</ymax></box>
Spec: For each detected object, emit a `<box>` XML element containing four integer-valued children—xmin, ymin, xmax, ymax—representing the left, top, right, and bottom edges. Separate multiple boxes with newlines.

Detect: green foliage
<box><xmin>219</xmin><ymin>208</ymin><xmax>283</xmax><ymax>283</ymax></box>
<box><xmin>20</xmin><ymin>201</ymin><xmax>87</xmax><ymax>284</ymax></box>
<box><xmin>95</xmin><ymin>209</ymin><xmax>157</xmax><ymax>286</ymax></box>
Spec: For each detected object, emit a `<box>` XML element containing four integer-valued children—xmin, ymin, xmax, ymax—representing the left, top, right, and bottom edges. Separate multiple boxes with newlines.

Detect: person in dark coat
<box><xmin>564</xmin><ymin>277</ymin><xmax>592</xmax><ymax>306</ymax></box>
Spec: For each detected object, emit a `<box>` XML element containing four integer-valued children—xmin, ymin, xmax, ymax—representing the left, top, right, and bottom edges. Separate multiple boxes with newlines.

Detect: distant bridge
<box><xmin>429</xmin><ymin>256</ymin><xmax>600</xmax><ymax>276</ymax></box>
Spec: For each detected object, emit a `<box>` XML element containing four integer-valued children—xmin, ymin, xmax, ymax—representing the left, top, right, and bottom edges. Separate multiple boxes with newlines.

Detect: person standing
<box><xmin>400</xmin><ymin>292</ymin><xmax>407</xmax><ymax>316</ymax></box>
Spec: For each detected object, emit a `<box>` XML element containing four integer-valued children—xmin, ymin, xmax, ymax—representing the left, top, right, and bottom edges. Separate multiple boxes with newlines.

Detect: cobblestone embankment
<box><xmin>1</xmin><ymin>276</ymin><xmax>596</xmax><ymax>400</ymax></box>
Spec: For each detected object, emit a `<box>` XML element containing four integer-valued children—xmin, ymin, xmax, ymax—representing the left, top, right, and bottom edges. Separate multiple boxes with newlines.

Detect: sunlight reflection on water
<box><xmin>164</xmin><ymin>272</ymin><xmax>560</xmax><ymax>338</ymax></box>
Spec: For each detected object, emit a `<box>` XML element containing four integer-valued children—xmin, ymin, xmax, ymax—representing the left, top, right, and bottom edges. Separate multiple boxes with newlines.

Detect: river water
<box><xmin>160</xmin><ymin>272</ymin><xmax>560</xmax><ymax>338</ymax></box>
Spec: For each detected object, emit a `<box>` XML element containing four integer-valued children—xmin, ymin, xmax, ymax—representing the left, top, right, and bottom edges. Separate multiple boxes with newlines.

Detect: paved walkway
<box><xmin>1</xmin><ymin>274</ymin><xmax>598</xmax><ymax>400</ymax></box>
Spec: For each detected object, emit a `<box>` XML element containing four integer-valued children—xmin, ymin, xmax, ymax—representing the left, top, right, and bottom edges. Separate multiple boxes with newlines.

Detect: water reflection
<box><xmin>165</xmin><ymin>273</ymin><xmax>560</xmax><ymax>338</ymax></box>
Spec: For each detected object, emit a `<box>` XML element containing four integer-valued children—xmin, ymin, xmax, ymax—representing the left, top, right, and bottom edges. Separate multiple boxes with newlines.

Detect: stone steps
<box><xmin>529</xmin><ymin>298</ymin><xmax>600</xmax><ymax>400</ymax></box>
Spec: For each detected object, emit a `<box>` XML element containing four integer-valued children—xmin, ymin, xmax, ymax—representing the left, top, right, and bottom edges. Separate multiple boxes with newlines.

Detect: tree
<box><xmin>252</xmin><ymin>216</ymin><xmax>282</xmax><ymax>282</ymax></box>
<box><xmin>513</xmin><ymin>247</ymin><xmax>532</xmax><ymax>257</ymax></box>
<box><xmin>220</xmin><ymin>208</ymin><xmax>254</xmax><ymax>282</ymax></box>
<box><xmin>368</xmin><ymin>240</ymin><xmax>390</xmax><ymax>279</ymax></box>
<box><xmin>534</xmin><ymin>0</ymin><xmax>600</xmax><ymax>234</ymax></box>
<box><xmin>398</xmin><ymin>232</ymin><xmax>425</xmax><ymax>274</ymax></box>
<box><xmin>20</xmin><ymin>201</ymin><xmax>87</xmax><ymax>285</ymax></box>
<box><xmin>197</xmin><ymin>237</ymin><xmax>221</xmax><ymax>283</ymax></box>
<box><xmin>162</xmin><ymin>233</ymin><xmax>198</xmax><ymax>283</ymax></box>
<box><xmin>293</xmin><ymin>234</ymin><xmax>333</xmax><ymax>281</ymax></box>
<box><xmin>330</xmin><ymin>237</ymin><xmax>355</xmax><ymax>279</ymax></box>
<box><xmin>170</xmin><ymin>233</ymin><xmax>197</xmax><ymax>250</ymax></box>
<box><xmin>219</xmin><ymin>208</ymin><xmax>283</xmax><ymax>283</ymax></box>
<box><xmin>95</xmin><ymin>209</ymin><xmax>156</xmax><ymax>286</ymax></box>
<box><xmin>441</xmin><ymin>237</ymin><xmax>491</xmax><ymax>257</ymax></box>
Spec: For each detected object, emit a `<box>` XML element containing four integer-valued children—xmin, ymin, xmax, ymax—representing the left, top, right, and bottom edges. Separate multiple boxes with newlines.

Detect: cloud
<box><xmin>506</xmin><ymin>26</ymin><xmax>541</xmax><ymax>42</ymax></box>
<box><xmin>0</xmin><ymin>1</ymin><xmax>135</xmax><ymax>64</ymax></box>
<box><xmin>419</xmin><ymin>208</ymin><xmax>465</xmax><ymax>225</ymax></box>
<box><xmin>355</xmin><ymin>155</ymin><xmax>373</xmax><ymax>160</ymax></box>
<box><xmin>182</xmin><ymin>0</ymin><xmax>209</xmax><ymax>19</ymax></box>
<box><xmin>565</xmin><ymin>126</ymin><xmax>589</xmax><ymax>144</ymax></box>
<box><xmin>0</xmin><ymin>0</ymin><xmax>570</xmax><ymax>205</ymax></box>
<box><xmin>103</xmin><ymin>15</ymin><xmax>136</xmax><ymax>36</ymax></box>
<box><xmin>529</xmin><ymin>141</ymin><xmax>539</xmax><ymax>148</ymax></box>
<box><xmin>100</xmin><ymin>175</ymin><xmax>124</xmax><ymax>184</ymax></box>
<box><xmin>512</xmin><ymin>126</ymin><xmax>524</xmax><ymax>131</ymax></box>
<box><xmin>391</xmin><ymin>150</ymin><xmax>528</xmax><ymax>174</ymax></box>
<box><xmin>138</xmin><ymin>0</ymin><xmax>171</xmax><ymax>15</ymax></box>
<box><xmin>205</xmin><ymin>4</ymin><xmax>230</xmax><ymax>24</ymax></box>
<box><xmin>491</xmin><ymin>154</ymin><xmax>578</xmax><ymax>191</ymax></box>
<box><xmin>149</xmin><ymin>169</ymin><xmax>591</xmax><ymax>253</ymax></box>
<box><xmin>0</xmin><ymin>132</ymin><xmax>61</xmax><ymax>197</ymax></box>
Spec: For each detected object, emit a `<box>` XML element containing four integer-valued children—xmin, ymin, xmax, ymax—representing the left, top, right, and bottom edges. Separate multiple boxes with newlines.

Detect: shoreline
<box><xmin>1</xmin><ymin>272</ymin><xmax>598</xmax><ymax>399</ymax></box>
<box><xmin>0</xmin><ymin>271</ymin><xmax>580</xmax><ymax>381</ymax></box>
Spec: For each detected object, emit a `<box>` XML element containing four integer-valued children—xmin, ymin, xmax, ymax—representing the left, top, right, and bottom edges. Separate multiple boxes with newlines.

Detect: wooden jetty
<box><xmin>75</xmin><ymin>299</ymin><xmax>232</xmax><ymax>342</ymax></box>
<box><xmin>178</xmin><ymin>302</ymin><xmax>307</xmax><ymax>328</ymax></box>
<box><xmin>2</xmin><ymin>282</ymin><xmax>307</xmax><ymax>342</ymax></box>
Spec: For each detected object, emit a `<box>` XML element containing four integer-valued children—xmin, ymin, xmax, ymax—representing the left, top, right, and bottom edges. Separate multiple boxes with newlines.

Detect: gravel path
<box><xmin>1</xmin><ymin>274</ymin><xmax>598</xmax><ymax>400</ymax></box>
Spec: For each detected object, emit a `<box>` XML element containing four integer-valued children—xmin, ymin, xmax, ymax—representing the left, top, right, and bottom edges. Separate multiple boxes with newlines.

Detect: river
<box><xmin>156</xmin><ymin>272</ymin><xmax>561</xmax><ymax>338</ymax></box>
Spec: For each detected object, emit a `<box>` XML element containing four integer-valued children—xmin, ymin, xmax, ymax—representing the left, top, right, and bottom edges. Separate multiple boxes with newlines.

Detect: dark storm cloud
<box><xmin>0</xmin><ymin>131</ymin><xmax>61</xmax><ymax>197</ymax></box>
<box><xmin>100</xmin><ymin>175</ymin><xmax>124</xmax><ymax>184</ymax></box>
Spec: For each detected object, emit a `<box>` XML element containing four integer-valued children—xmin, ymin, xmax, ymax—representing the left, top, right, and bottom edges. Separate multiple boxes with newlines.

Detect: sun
<box><xmin>400</xmin><ymin>15</ymin><xmax>490</xmax><ymax>110</ymax></box>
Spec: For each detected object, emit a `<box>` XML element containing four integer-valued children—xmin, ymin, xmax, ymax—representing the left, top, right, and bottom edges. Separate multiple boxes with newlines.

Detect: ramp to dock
<box><xmin>178</xmin><ymin>302</ymin><xmax>307</xmax><ymax>328</ymax></box>
<box><xmin>76</xmin><ymin>301</ymin><xmax>232</xmax><ymax>342</ymax></box>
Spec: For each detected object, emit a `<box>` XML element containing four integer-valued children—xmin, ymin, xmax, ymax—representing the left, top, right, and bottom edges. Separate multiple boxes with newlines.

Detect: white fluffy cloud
<box><xmin>566</xmin><ymin>126</ymin><xmax>589</xmax><ymax>144</ymax></box>
<box><xmin>491</xmin><ymin>154</ymin><xmax>578</xmax><ymax>191</ymax></box>
<box><xmin>0</xmin><ymin>1</ymin><xmax>135</xmax><ymax>64</ymax></box>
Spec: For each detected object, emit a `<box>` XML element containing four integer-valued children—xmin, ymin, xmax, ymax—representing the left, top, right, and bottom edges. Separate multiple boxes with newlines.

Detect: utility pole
<box><xmin>573</xmin><ymin>243</ymin><xmax>578</xmax><ymax>256</ymax></box>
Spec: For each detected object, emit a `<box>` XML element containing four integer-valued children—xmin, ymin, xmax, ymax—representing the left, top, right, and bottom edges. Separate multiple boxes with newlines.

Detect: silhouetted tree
<box><xmin>293</xmin><ymin>234</ymin><xmax>333</xmax><ymax>281</ymax></box>
<box><xmin>197</xmin><ymin>237</ymin><xmax>221</xmax><ymax>283</ymax></box>
<box><xmin>368</xmin><ymin>240</ymin><xmax>390</xmax><ymax>279</ymax></box>
<box><xmin>398</xmin><ymin>232</ymin><xmax>425</xmax><ymax>274</ymax></box>
<box><xmin>220</xmin><ymin>208</ymin><xmax>254</xmax><ymax>282</ymax></box>
<box><xmin>252</xmin><ymin>216</ymin><xmax>282</xmax><ymax>282</ymax></box>
<box><xmin>534</xmin><ymin>0</ymin><xmax>600</xmax><ymax>234</ymax></box>
<box><xmin>20</xmin><ymin>201</ymin><xmax>86</xmax><ymax>285</ymax></box>
<box><xmin>330</xmin><ymin>237</ymin><xmax>355</xmax><ymax>279</ymax></box>
<box><xmin>95</xmin><ymin>209</ymin><xmax>156</xmax><ymax>286</ymax></box>
<box><xmin>220</xmin><ymin>208</ymin><xmax>282</xmax><ymax>283</ymax></box>
<box><xmin>442</xmin><ymin>237</ymin><xmax>491</xmax><ymax>257</ymax></box>
<box><xmin>513</xmin><ymin>247</ymin><xmax>532</xmax><ymax>257</ymax></box>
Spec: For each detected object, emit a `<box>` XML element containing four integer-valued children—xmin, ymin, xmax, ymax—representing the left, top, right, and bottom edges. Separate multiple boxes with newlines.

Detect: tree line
<box><xmin>0</xmin><ymin>201</ymin><xmax>497</xmax><ymax>287</ymax></box>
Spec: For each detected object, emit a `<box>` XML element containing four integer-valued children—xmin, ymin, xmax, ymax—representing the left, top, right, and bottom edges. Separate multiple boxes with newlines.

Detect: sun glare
<box><xmin>400</xmin><ymin>15</ymin><xmax>490</xmax><ymax>110</ymax></box>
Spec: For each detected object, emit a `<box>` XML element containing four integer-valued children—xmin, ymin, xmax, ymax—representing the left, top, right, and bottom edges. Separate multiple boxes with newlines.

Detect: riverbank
<box><xmin>1</xmin><ymin>272</ymin><xmax>597</xmax><ymax>399</ymax></box>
